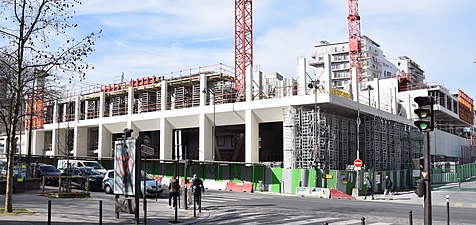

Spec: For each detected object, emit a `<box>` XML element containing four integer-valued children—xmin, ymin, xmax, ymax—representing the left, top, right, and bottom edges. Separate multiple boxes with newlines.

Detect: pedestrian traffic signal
<box><xmin>419</xmin><ymin>157</ymin><xmax>424</xmax><ymax>170</ymax></box>
<box><xmin>413</xmin><ymin>96</ymin><xmax>435</xmax><ymax>132</ymax></box>
<box><xmin>415</xmin><ymin>179</ymin><xmax>426</xmax><ymax>197</ymax></box>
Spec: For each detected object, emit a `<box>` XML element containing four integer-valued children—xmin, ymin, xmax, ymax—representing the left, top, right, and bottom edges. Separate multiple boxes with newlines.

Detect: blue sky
<box><xmin>73</xmin><ymin>0</ymin><xmax>476</xmax><ymax>99</ymax></box>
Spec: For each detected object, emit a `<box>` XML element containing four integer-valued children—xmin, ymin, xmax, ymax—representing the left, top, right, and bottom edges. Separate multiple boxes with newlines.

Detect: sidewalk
<box><xmin>356</xmin><ymin>190</ymin><xmax>476</xmax><ymax>209</ymax></box>
<box><xmin>0</xmin><ymin>188</ymin><xmax>207</xmax><ymax>225</ymax></box>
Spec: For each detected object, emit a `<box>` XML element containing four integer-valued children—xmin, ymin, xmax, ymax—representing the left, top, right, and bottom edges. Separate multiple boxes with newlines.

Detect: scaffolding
<box><xmin>283</xmin><ymin>106</ymin><xmax>423</xmax><ymax>170</ymax></box>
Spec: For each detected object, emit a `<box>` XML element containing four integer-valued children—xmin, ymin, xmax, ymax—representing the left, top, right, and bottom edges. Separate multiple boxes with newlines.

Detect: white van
<box><xmin>57</xmin><ymin>160</ymin><xmax>107</xmax><ymax>174</ymax></box>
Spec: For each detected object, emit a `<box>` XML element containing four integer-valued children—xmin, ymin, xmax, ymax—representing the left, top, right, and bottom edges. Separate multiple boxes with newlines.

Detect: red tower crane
<box><xmin>234</xmin><ymin>0</ymin><xmax>253</xmax><ymax>95</ymax></box>
<box><xmin>347</xmin><ymin>0</ymin><xmax>362</xmax><ymax>81</ymax></box>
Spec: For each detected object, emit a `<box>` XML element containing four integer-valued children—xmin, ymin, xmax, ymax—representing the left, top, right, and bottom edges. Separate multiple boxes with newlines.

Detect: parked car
<box><xmin>102</xmin><ymin>169</ymin><xmax>164</xmax><ymax>197</ymax></box>
<box><xmin>61</xmin><ymin>167</ymin><xmax>104</xmax><ymax>191</ymax></box>
<box><xmin>38</xmin><ymin>164</ymin><xmax>61</xmax><ymax>185</ymax></box>
<box><xmin>57</xmin><ymin>160</ymin><xmax>107</xmax><ymax>174</ymax></box>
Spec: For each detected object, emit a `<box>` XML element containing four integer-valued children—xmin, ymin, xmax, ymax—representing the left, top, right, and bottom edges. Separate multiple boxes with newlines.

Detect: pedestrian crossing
<box><xmin>199</xmin><ymin>192</ymin><xmax>273</xmax><ymax>205</ymax></box>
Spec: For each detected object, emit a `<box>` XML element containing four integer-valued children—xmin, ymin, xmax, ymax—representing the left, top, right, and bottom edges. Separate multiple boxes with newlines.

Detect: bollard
<box><xmin>155</xmin><ymin>181</ymin><xmax>158</xmax><ymax>201</ymax></box>
<box><xmin>47</xmin><ymin>200</ymin><xmax>51</xmax><ymax>225</ymax></box>
<box><xmin>446</xmin><ymin>195</ymin><xmax>450</xmax><ymax>225</ymax></box>
<box><xmin>361</xmin><ymin>217</ymin><xmax>365</xmax><ymax>225</ymax></box>
<box><xmin>99</xmin><ymin>200</ymin><xmax>103</xmax><ymax>225</ymax></box>
<box><xmin>409</xmin><ymin>210</ymin><xmax>413</xmax><ymax>225</ymax></box>
<box><xmin>193</xmin><ymin>192</ymin><xmax>196</xmax><ymax>217</ymax></box>
<box><xmin>199</xmin><ymin>191</ymin><xmax>202</xmax><ymax>213</ymax></box>
<box><xmin>144</xmin><ymin>200</ymin><xmax>147</xmax><ymax>225</ymax></box>
<box><xmin>323</xmin><ymin>223</ymin><xmax>328</xmax><ymax>225</ymax></box>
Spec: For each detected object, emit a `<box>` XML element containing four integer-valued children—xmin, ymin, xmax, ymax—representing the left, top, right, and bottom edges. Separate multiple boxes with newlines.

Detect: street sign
<box><xmin>354</xmin><ymin>159</ymin><xmax>363</xmax><ymax>168</ymax></box>
<box><xmin>421</xmin><ymin>171</ymin><xmax>428</xmax><ymax>180</ymax></box>
<box><xmin>141</xmin><ymin>144</ymin><xmax>155</xmax><ymax>156</ymax></box>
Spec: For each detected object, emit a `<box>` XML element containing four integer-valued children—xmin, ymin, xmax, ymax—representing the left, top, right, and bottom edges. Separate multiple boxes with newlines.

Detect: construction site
<box><xmin>7</xmin><ymin>0</ymin><xmax>474</xmax><ymax>195</ymax></box>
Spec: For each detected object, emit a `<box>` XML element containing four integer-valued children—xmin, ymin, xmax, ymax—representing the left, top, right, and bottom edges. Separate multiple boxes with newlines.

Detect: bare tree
<box><xmin>0</xmin><ymin>0</ymin><xmax>100</xmax><ymax>212</ymax></box>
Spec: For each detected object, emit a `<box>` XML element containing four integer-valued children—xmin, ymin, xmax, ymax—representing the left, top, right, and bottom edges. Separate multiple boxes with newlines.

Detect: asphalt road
<box><xmin>0</xmin><ymin>187</ymin><xmax>474</xmax><ymax>225</ymax></box>
<box><xmin>198</xmin><ymin>190</ymin><xmax>476</xmax><ymax>225</ymax></box>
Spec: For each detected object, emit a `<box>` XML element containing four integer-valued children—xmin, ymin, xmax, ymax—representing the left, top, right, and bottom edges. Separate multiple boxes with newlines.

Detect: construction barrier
<box><xmin>203</xmin><ymin>180</ymin><xmax>228</xmax><ymax>191</ymax></box>
<box><xmin>226</xmin><ymin>182</ymin><xmax>244</xmax><ymax>192</ymax></box>
<box><xmin>330</xmin><ymin>188</ymin><xmax>356</xmax><ymax>200</ymax></box>
<box><xmin>296</xmin><ymin>187</ymin><xmax>330</xmax><ymax>198</ymax></box>
<box><xmin>242</xmin><ymin>182</ymin><xmax>253</xmax><ymax>193</ymax></box>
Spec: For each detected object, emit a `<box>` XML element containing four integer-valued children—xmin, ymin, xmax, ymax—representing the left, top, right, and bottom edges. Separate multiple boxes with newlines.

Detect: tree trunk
<box><xmin>4</xmin><ymin>136</ymin><xmax>14</xmax><ymax>213</ymax></box>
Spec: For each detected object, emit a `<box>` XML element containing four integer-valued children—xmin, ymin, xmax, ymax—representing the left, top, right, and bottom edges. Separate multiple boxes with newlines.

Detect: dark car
<box><xmin>38</xmin><ymin>164</ymin><xmax>61</xmax><ymax>185</ymax></box>
<box><xmin>61</xmin><ymin>167</ymin><xmax>104</xmax><ymax>191</ymax></box>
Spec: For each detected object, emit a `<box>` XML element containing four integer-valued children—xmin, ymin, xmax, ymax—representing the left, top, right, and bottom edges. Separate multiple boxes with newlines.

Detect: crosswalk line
<box><xmin>330</xmin><ymin>219</ymin><xmax>364</xmax><ymax>225</ymax></box>
<box><xmin>368</xmin><ymin>223</ymin><xmax>393</xmax><ymax>225</ymax></box>
<box><xmin>285</xmin><ymin>217</ymin><xmax>339</xmax><ymax>225</ymax></box>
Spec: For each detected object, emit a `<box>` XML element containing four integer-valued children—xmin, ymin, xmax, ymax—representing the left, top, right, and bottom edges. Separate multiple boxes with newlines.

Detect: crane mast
<box><xmin>234</xmin><ymin>0</ymin><xmax>253</xmax><ymax>97</ymax></box>
<box><xmin>347</xmin><ymin>0</ymin><xmax>362</xmax><ymax>82</ymax></box>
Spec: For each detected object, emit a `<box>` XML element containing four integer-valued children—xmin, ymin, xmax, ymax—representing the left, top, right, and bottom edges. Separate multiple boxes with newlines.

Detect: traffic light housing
<box><xmin>415</xmin><ymin>179</ymin><xmax>426</xmax><ymax>197</ymax></box>
<box><xmin>413</xmin><ymin>96</ymin><xmax>435</xmax><ymax>132</ymax></box>
<box><xmin>419</xmin><ymin>157</ymin><xmax>424</xmax><ymax>170</ymax></box>
<box><xmin>123</xmin><ymin>128</ymin><xmax>134</xmax><ymax>138</ymax></box>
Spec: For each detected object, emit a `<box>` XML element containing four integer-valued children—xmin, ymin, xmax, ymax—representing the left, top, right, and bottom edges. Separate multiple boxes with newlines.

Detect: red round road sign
<box><xmin>354</xmin><ymin>159</ymin><xmax>363</xmax><ymax>167</ymax></box>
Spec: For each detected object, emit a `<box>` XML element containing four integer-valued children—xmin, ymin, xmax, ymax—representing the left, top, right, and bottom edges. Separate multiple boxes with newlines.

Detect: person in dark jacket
<box><xmin>383</xmin><ymin>175</ymin><xmax>393</xmax><ymax>199</ymax></box>
<box><xmin>168</xmin><ymin>176</ymin><xmax>179</xmax><ymax>209</ymax></box>
<box><xmin>364</xmin><ymin>176</ymin><xmax>374</xmax><ymax>200</ymax></box>
<box><xmin>191</xmin><ymin>174</ymin><xmax>204</xmax><ymax>206</ymax></box>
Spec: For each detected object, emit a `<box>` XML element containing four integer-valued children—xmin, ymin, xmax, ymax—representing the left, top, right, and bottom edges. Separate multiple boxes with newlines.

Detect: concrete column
<box><xmin>74</xmin><ymin>126</ymin><xmax>88</xmax><ymax>157</ymax></box>
<box><xmin>245</xmin><ymin>109</ymin><xmax>259</xmax><ymax>163</ymax></box>
<box><xmin>351</xmin><ymin>67</ymin><xmax>359</xmax><ymax>102</ymax></box>
<box><xmin>159</xmin><ymin>118</ymin><xmax>173</xmax><ymax>160</ymax></box>
<box><xmin>199</xmin><ymin>113</ymin><xmax>213</xmax><ymax>161</ymax></box>
<box><xmin>375</xmin><ymin>78</ymin><xmax>380</xmax><ymax>109</ymax></box>
<box><xmin>297</xmin><ymin>57</ymin><xmax>307</xmax><ymax>96</ymax></box>
<box><xmin>200</xmin><ymin>73</ymin><xmax>207</xmax><ymax>107</ymax></box>
<box><xmin>128</xmin><ymin>86</ymin><xmax>134</xmax><ymax>115</ymax></box>
<box><xmin>323</xmin><ymin>54</ymin><xmax>332</xmax><ymax>94</ymax></box>
<box><xmin>53</xmin><ymin>100</ymin><xmax>58</xmax><ymax>124</ymax></box>
<box><xmin>161</xmin><ymin>80</ymin><xmax>168</xmax><ymax>111</ymax></box>
<box><xmin>246</xmin><ymin>66</ymin><xmax>253</xmax><ymax>102</ymax></box>
<box><xmin>52</xmin><ymin>128</ymin><xmax>66</xmax><ymax>156</ymax></box>
<box><xmin>253</xmin><ymin>70</ymin><xmax>263</xmax><ymax>99</ymax></box>
<box><xmin>75</xmin><ymin>96</ymin><xmax>80</xmax><ymax>122</ymax></box>
<box><xmin>99</xmin><ymin>92</ymin><xmax>105</xmax><ymax>118</ymax></box>
<box><xmin>98</xmin><ymin>125</ymin><xmax>112</xmax><ymax>158</ymax></box>
<box><xmin>32</xmin><ymin>130</ymin><xmax>44</xmax><ymax>155</ymax></box>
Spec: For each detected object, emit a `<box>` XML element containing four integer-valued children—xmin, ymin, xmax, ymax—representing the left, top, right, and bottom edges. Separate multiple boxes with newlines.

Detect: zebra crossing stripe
<box><xmin>284</xmin><ymin>217</ymin><xmax>339</xmax><ymax>225</ymax></box>
<box><xmin>330</xmin><ymin>219</ymin><xmax>365</xmax><ymax>225</ymax></box>
<box><xmin>368</xmin><ymin>223</ymin><xmax>394</xmax><ymax>225</ymax></box>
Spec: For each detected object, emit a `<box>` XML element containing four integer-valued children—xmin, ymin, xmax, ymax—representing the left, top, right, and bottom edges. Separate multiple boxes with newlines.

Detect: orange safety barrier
<box><xmin>242</xmin><ymin>183</ymin><xmax>253</xmax><ymax>193</ymax></box>
<box><xmin>225</xmin><ymin>182</ymin><xmax>244</xmax><ymax>192</ymax></box>
<box><xmin>330</xmin><ymin>188</ymin><xmax>356</xmax><ymax>200</ymax></box>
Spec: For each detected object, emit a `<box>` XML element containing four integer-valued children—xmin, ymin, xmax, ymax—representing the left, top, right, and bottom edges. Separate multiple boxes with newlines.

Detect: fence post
<box><xmin>409</xmin><ymin>210</ymin><xmax>413</xmax><ymax>225</ymax></box>
<box><xmin>47</xmin><ymin>200</ymin><xmax>51</xmax><ymax>225</ymax></box>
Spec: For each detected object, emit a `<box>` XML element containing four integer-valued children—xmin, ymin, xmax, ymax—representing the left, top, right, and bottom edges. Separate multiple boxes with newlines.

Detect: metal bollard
<box><xmin>361</xmin><ymin>217</ymin><xmax>365</xmax><ymax>225</ymax></box>
<box><xmin>409</xmin><ymin>210</ymin><xmax>413</xmax><ymax>225</ymax></box>
<box><xmin>193</xmin><ymin>192</ymin><xmax>196</xmax><ymax>217</ymax></box>
<box><xmin>99</xmin><ymin>200</ymin><xmax>103</xmax><ymax>225</ymax></box>
<box><xmin>155</xmin><ymin>181</ymin><xmax>158</xmax><ymax>201</ymax></box>
<box><xmin>47</xmin><ymin>200</ymin><xmax>51</xmax><ymax>225</ymax></box>
<box><xmin>446</xmin><ymin>195</ymin><xmax>450</xmax><ymax>225</ymax></box>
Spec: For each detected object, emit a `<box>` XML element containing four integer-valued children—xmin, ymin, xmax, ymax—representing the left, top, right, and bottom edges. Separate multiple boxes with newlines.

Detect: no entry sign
<box><xmin>354</xmin><ymin>159</ymin><xmax>363</xmax><ymax>168</ymax></box>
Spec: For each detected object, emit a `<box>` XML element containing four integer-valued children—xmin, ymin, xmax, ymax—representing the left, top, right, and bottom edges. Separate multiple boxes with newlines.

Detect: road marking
<box><xmin>369</xmin><ymin>223</ymin><xmax>394</xmax><ymax>225</ymax></box>
<box><xmin>454</xmin><ymin>202</ymin><xmax>463</xmax><ymax>207</ymax></box>
<box><xmin>330</xmin><ymin>219</ymin><xmax>363</xmax><ymax>225</ymax></box>
<box><xmin>472</xmin><ymin>203</ymin><xmax>476</xmax><ymax>208</ymax></box>
<box><xmin>286</xmin><ymin>217</ymin><xmax>339</xmax><ymax>225</ymax></box>
<box><xmin>213</xmin><ymin>213</ymin><xmax>268</xmax><ymax>224</ymax></box>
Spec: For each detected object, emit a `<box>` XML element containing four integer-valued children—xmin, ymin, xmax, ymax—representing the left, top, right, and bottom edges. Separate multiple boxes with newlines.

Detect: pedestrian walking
<box><xmin>168</xmin><ymin>176</ymin><xmax>180</xmax><ymax>209</ymax></box>
<box><xmin>364</xmin><ymin>176</ymin><xmax>374</xmax><ymax>200</ymax></box>
<box><xmin>191</xmin><ymin>174</ymin><xmax>204</xmax><ymax>206</ymax></box>
<box><xmin>383</xmin><ymin>176</ymin><xmax>393</xmax><ymax>199</ymax></box>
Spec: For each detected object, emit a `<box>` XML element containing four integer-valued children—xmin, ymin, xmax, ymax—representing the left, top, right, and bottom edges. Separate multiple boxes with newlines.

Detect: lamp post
<box><xmin>308</xmin><ymin>80</ymin><xmax>322</xmax><ymax>187</ymax></box>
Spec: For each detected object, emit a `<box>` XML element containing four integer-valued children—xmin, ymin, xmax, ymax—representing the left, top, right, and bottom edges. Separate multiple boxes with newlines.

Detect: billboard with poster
<box><xmin>114</xmin><ymin>139</ymin><xmax>136</xmax><ymax>196</ymax></box>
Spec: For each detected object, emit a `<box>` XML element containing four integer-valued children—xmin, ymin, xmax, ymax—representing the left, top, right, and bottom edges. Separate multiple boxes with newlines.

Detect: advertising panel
<box><xmin>114</xmin><ymin>139</ymin><xmax>136</xmax><ymax>196</ymax></box>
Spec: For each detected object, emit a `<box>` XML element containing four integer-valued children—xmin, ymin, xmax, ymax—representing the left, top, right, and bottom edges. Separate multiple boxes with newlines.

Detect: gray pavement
<box><xmin>355</xmin><ymin>189</ymin><xmax>476</xmax><ymax>209</ymax></box>
<box><xmin>0</xmin><ymin>187</ymin><xmax>208</xmax><ymax>225</ymax></box>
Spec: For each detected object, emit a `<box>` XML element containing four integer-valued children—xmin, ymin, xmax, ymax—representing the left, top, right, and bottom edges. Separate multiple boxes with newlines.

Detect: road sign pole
<box><xmin>423</xmin><ymin>132</ymin><xmax>432</xmax><ymax>225</ymax></box>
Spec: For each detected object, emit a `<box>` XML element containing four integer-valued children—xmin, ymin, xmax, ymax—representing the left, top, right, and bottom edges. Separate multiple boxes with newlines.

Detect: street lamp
<box><xmin>308</xmin><ymin>80</ymin><xmax>323</xmax><ymax>187</ymax></box>
<box><xmin>202</xmin><ymin>88</ymin><xmax>216</xmax><ymax>161</ymax></box>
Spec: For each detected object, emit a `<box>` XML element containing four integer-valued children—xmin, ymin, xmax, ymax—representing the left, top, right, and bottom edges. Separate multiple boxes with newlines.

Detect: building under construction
<box><xmin>14</xmin><ymin>56</ymin><xmax>436</xmax><ymax>171</ymax></box>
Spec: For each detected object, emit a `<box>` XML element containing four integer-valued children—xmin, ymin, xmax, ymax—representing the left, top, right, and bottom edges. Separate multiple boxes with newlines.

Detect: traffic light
<box><xmin>413</xmin><ymin>96</ymin><xmax>435</xmax><ymax>132</ymax></box>
<box><xmin>415</xmin><ymin>179</ymin><xmax>426</xmax><ymax>197</ymax></box>
<box><xmin>419</xmin><ymin>157</ymin><xmax>424</xmax><ymax>170</ymax></box>
<box><xmin>123</xmin><ymin>128</ymin><xmax>134</xmax><ymax>138</ymax></box>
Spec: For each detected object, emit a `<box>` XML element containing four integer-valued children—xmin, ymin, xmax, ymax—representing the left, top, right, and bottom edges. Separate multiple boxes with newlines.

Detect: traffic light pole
<box><xmin>423</xmin><ymin>132</ymin><xmax>432</xmax><ymax>225</ymax></box>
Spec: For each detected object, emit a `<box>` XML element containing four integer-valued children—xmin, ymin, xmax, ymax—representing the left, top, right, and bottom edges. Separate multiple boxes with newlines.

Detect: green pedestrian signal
<box><xmin>413</xmin><ymin>96</ymin><xmax>435</xmax><ymax>132</ymax></box>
